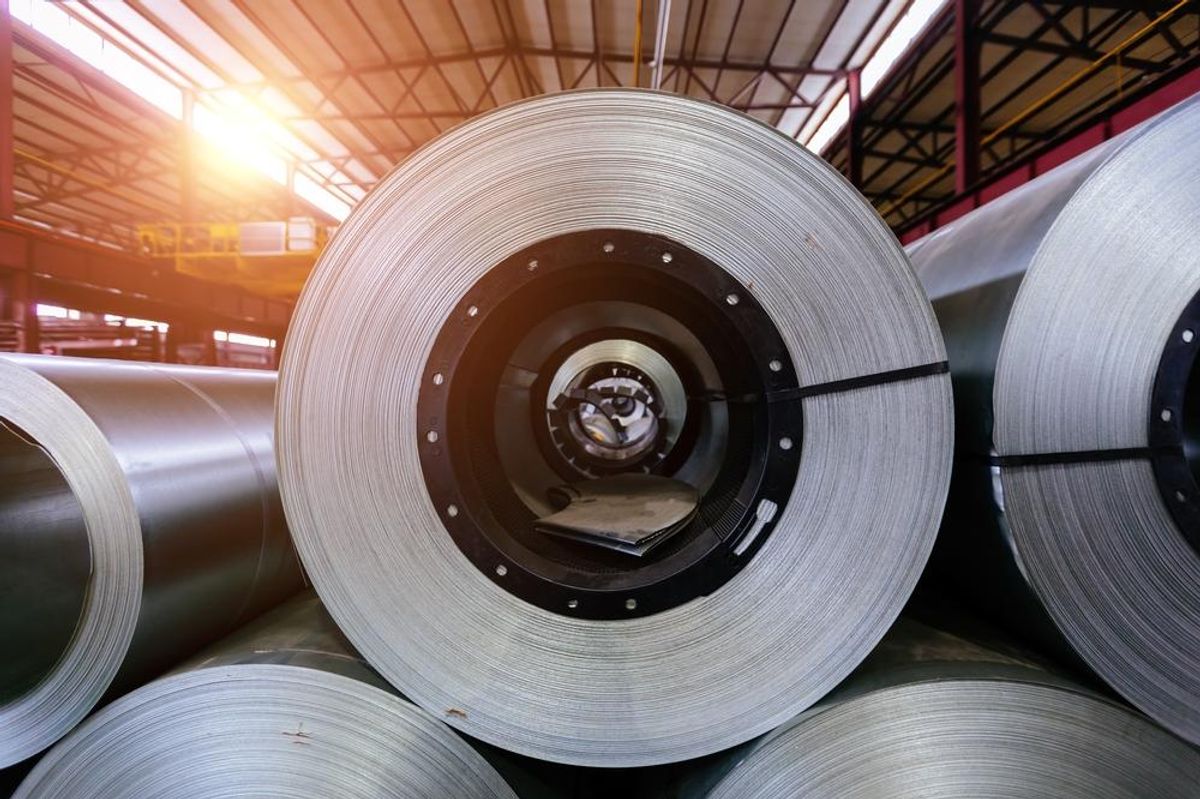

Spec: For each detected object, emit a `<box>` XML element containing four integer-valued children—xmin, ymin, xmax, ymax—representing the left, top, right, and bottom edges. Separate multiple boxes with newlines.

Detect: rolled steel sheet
<box><xmin>908</xmin><ymin>95</ymin><xmax>1200</xmax><ymax>742</ymax></box>
<box><xmin>0</xmin><ymin>354</ymin><xmax>300</xmax><ymax>767</ymax></box>
<box><xmin>13</xmin><ymin>595</ymin><xmax>518</xmax><ymax>798</ymax></box>
<box><xmin>697</xmin><ymin>619</ymin><xmax>1200</xmax><ymax>798</ymax></box>
<box><xmin>276</xmin><ymin>89</ymin><xmax>953</xmax><ymax>765</ymax></box>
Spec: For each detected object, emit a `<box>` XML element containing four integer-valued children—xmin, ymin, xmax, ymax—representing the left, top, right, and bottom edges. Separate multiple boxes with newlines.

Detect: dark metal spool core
<box><xmin>531</xmin><ymin>327</ymin><xmax>698</xmax><ymax>485</ymax></box>
<box><xmin>1149</xmin><ymin>286</ymin><xmax>1200</xmax><ymax>555</ymax></box>
<box><xmin>417</xmin><ymin>230</ymin><xmax>802</xmax><ymax>619</ymax></box>
<box><xmin>548</xmin><ymin>359</ymin><xmax>667</xmax><ymax>473</ymax></box>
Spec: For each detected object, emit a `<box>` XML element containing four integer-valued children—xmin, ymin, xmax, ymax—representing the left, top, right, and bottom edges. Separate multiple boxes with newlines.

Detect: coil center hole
<box><xmin>0</xmin><ymin>419</ymin><xmax>91</xmax><ymax>705</ymax></box>
<box><xmin>563</xmin><ymin>373</ymin><xmax>659</xmax><ymax>461</ymax></box>
<box><xmin>1183</xmin><ymin>341</ymin><xmax>1200</xmax><ymax>486</ymax></box>
<box><xmin>417</xmin><ymin>229</ymin><xmax>801</xmax><ymax>618</ymax></box>
<box><xmin>546</xmin><ymin>340</ymin><xmax>685</xmax><ymax>475</ymax></box>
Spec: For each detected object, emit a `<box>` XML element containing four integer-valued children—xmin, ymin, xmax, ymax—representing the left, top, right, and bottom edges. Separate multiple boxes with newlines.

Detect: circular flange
<box><xmin>1149</xmin><ymin>287</ymin><xmax>1200</xmax><ymax>554</ymax></box>
<box><xmin>417</xmin><ymin>229</ymin><xmax>801</xmax><ymax>619</ymax></box>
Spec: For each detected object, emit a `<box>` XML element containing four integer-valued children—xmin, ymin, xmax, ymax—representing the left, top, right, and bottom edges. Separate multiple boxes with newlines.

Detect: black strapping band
<box><xmin>768</xmin><ymin>360</ymin><xmax>950</xmax><ymax>403</ymax></box>
<box><xmin>990</xmin><ymin>445</ymin><xmax>1180</xmax><ymax>468</ymax></box>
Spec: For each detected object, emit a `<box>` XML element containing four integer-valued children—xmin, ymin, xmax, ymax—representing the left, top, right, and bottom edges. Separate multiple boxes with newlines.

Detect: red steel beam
<box><xmin>847</xmin><ymin>68</ymin><xmax>864</xmax><ymax>189</ymax></box>
<box><xmin>1</xmin><ymin>0</ymin><xmax>14</xmax><ymax>221</ymax></box>
<box><xmin>954</xmin><ymin>0</ymin><xmax>982</xmax><ymax>194</ymax></box>
<box><xmin>899</xmin><ymin>59</ymin><xmax>1200</xmax><ymax>244</ymax></box>
<box><xmin>0</xmin><ymin>220</ymin><xmax>290</xmax><ymax>338</ymax></box>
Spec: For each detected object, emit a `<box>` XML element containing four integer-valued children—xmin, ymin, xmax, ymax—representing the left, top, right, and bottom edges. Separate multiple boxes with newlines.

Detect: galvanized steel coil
<box><xmin>13</xmin><ymin>595</ymin><xmax>518</xmax><ymax>799</ymax></box>
<box><xmin>0</xmin><ymin>354</ymin><xmax>300</xmax><ymax>766</ymax></box>
<box><xmin>909</xmin><ymin>95</ymin><xmax>1200</xmax><ymax>743</ymax></box>
<box><xmin>699</xmin><ymin>619</ymin><xmax>1200</xmax><ymax>798</ymax></box>
<box><xmin>276</xmin><ymin>89</ymin><xmax>953</xmax><ymax>766</ymax></box>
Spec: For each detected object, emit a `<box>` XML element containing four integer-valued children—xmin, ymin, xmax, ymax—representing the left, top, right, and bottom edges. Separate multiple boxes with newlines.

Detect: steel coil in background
<box><xmin>277</xmin><ymin>89</ymin><xmax>953</xmax><ymax>766</ymax></box>
<box><xmin>13</xmin><ymin>595</ymin><xmax>519</xmax><ymax>799</ymax></box>
<box><xmin>908</xmin><ymin>95</ymin><xmax>1200</xmax><ymax>742</ymax></box>
<box><xmin>696</xmin><ymin>618</ymin><xmax>1200</xmax><ymax>798</ymax></box>
<box><xmin>0</xmin><ymin>354</ymin><xmax>301</xmax><ymax>767</ymax></box>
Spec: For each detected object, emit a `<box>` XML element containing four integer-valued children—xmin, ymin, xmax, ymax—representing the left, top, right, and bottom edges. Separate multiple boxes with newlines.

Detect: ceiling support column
<box><xmin>847</xmin><ymin>68</ymin><xmax>865</xmax><ymax>190</ymax></box>
<box><xmin>954</xmin><ymin>0</ymin><xmax>982</xmax><ymax>194</ymax></box>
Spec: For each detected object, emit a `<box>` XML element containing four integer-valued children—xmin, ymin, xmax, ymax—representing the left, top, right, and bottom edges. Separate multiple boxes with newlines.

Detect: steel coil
<box><xmin>908</xmin><ymin>95</ymin><xmax>1200</xmax><ymax>742</ymax></box>
<box><xmin>698</xmin><ymin>619</ymin><xmax>1200</xmax><ymax>798</ymax></box>
<box><xmin>13</xmin><ymin>595</ymin><xmax>518</xmax><ymax>798</ymax></box>
<box><xmin>0</xmin><ymin>354</ymin><xmax>300</xmax><ymax>767</ymax></box>
<box><xmin>276</xmin><ymin>89</ymin><xmax>953</xmax><ymax>766</ymax></box>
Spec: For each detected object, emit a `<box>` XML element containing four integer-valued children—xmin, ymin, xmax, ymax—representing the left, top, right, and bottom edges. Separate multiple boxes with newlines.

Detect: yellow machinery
<box><xmin>136</xmin><ymin>219</ymin><xmax>330</xmax><ymax>298</ymax></box>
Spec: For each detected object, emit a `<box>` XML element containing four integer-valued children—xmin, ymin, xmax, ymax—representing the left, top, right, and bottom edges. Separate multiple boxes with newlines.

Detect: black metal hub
<box><xmin>417</xmin><ymin>229</ymin><xmax>801</xmax><ymax>619</ymax></box>
<box><xmin>1150</xmin><ymin>287</ymin><xmax>1200</xmax><ymax>554</ymax></box>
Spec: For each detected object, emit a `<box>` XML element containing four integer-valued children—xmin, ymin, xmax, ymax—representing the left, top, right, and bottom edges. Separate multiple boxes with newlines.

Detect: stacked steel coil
<box><xmin>8</xmin><ymin>87</ymin><xmax>1200</xmax><ymax>796</ymax></box>
<box><xmin>275</xmin><ymin>89</ymin><xmax>954</xmax><ymax>766</ymax></box>
<box><xmin>697</xmin><ymin>619</ymin><xmax>1200</xmax><ymax>798</ymax></box>
<box><xmin>0</xmin><ymin>354</ymin><xmax>300</xmax><ymax>767</ymax></box>
<box><xmin>909</xmin><ymin>95</ymin><xmax>1200</xmax><ymax>743</ymax></box>
<box><xmin>13</xmin><ymin>595</ymin><xmax>518</xmax><ymax>799</ymax></box>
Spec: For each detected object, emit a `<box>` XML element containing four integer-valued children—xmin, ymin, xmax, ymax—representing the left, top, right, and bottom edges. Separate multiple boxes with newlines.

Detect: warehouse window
<box><xmin>35</xmin><ymin>305</ymin><xmax>80</xmax><ymax>320</ymax></box>
<box><xmin>104</xmin><ymin>314</ymin><xmax>168</xmax><ymax>333</ymax></box>
<box><xmin>214</xmin><ymin>331</ymin><xmax>276</xmax><ymax>349</ymax></box>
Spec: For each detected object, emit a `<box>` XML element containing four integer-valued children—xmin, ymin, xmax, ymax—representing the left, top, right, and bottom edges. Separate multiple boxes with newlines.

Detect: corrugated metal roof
<box><xmin>11</xmin><ymin>0</ymin><xmax>910</xmax><ymax>248</ymax></box>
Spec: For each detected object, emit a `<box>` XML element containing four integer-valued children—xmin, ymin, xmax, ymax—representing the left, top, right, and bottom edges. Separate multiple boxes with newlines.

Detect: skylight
<box><xmin>805</xmin><ymin>0</ymin><xmax>949</xmax><ymax>155</ymax></box>
<box><xmin>11</xmin><ymin>0</ymin><xmax>352</xmax><ymax>222</ymax></box>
